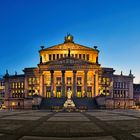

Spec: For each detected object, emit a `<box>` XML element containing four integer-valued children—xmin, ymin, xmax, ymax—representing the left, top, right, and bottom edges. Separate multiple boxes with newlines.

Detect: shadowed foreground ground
<box><xmin>0</xmin><ymin>109</ymin><xmax>140</xmax><ymax>140</ymax></box>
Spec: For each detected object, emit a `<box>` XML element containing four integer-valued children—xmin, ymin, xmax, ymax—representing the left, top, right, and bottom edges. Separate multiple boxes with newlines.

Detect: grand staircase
<box><xmin>40</xmin><ymin>97</ymin><xmax>98</xmax><ymax>109</ymax></box>
<box><xmin>73</xmin><ymin>97</ymin><xmax>98</xmax><ymax>109</ymax></box>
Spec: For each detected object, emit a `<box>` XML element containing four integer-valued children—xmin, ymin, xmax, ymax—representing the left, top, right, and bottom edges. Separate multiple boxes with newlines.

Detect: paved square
<box><xmin>0</xmin><ymin>123</ymin><xmax>22</xmax><ymax>130</ymax></box>
<box><xmin>19</xmin><ymin>136</ymin><xmax>116</xmax><ymax>140</ymax></box>
<box><xmin>95</xmin><ymin>115</ymin><xmax>137</xmax><ymax>121</ymax></box>
<box><xmin>132</xmin><ymin>133</ymin><xmax>140</xmax><ymax>138</ymax></box>
<box><xmin>86</xmin><ymin>112</ymin><xmax>118</xmax><ymax>117</ymax></box>
<box><xmin>47</xmin><ymin>116</ymin><xmax>90</xmax><ymax>121</ymax></box>
<box><xmin>17</xmin><ymin>112</ymin><xmax>52</xmax><ymax>117</ymax></box>
<box><xmin>54</xmin><ymin>112</ymin><xmax>83</xmax><ymax>117</ymax></box>
<box><xmin>0</xmin><ymin>133</ymin><xmax>4</xmax><ymax>136</ymax></box>
<box><xmin>0</xmin><ymin>109</ymin><xmax>140</xmax><ymax>140</ymax></box>
<box><xmin>1</xmin><ymin>115</ymin><xmax>41</xmax><ymax>120</ymax></box>
<box><xmin>69</xmin><ymin>122</ymin><xmax>103</xmax><ymax>133</ymax></box>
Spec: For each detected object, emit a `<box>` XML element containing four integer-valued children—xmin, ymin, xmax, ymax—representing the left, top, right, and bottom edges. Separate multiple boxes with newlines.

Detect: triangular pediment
<box><xmin>42</xmin><ymin>42</ymin><xmax>97</xmax><ymax>51</ymax></box>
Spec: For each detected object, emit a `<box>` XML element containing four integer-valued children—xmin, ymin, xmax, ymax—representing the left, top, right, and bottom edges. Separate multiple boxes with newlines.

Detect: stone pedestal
<box><xmin>63</xmin><ymin>99</ymin><xmax>75</xmax><ymax>109</ymax></box>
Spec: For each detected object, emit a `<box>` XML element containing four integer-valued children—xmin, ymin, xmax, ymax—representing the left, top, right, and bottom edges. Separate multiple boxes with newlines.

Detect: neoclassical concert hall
<box><xmin>2</xmin><ymin>34</ymin><xmax>134</xmax><ymax>109</ymax></box>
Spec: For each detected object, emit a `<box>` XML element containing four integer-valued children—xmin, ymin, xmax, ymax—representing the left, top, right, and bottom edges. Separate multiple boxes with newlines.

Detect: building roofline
<box><xmin>5</xmin><ymin>74</ymin><xmax>25</xmax><ymax>78</ymax></box>
<box><xmin>39</xmin><ymin>42</ymin><xmax>99</xmax><ymax>53</ymax></box>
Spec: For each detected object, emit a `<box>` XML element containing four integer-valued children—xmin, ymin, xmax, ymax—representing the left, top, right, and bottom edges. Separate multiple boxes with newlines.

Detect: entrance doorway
<box><xmin>87</xmin><ymin>86</ymin><xmax>92</xmax><ymax>97</ymax></box>
<box><xmin>46</xmin><ymin>86</ymin><xmax>51</xmax><ymax>98</ymax></box>
<box><xmin>56</xmin><ymin>86</ymin><xmax>61</xmax><ymax>98</ymax></box>
<box><xmin>77</xmin><ymin>86</ymin><xmax>82</xmax><ymax>98</ymax></box>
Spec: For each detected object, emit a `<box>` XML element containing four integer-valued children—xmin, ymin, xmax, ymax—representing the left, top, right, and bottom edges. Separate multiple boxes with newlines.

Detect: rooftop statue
<box><xmin>64</xmin><ymin>33</ymin><xmax>74</xmax><ymax>43</ymax></box>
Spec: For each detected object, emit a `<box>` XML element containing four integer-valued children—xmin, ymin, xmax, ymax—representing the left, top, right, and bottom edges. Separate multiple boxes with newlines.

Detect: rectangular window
<box><xmin>116</xmin><ymin>82</ymin><xmax>118</xmax><ymax>88</ymax></box>
<box><xmin>21</xmin><ymin>82</ymin><xmax>24</xmax><ymax>88</ymax></box>
<box><xmin>64</xmin><ymin>54</ymin><xmax>67</xmax><ymax>57</ymax></box>
<box><xmin>56</xmin><ymin>77</ymin><xmax>61</xmax><ymax>84</ymax></box>
<box><xmin>83</xmin><ymin>54</ymin><xmax>85</xmax><ymax>60</ymax></box>
<box><xmin>67</xmin><ymin>77</ymin><xmax>71</xmax><ymax>81</ymax></box>
<box><xmin>87</xmin><ymin>86</ymin><xmax>92</xmax><ymax>92</ymax></box>
<box><xmin>56</xmin><ymin>86</ymin><xmax>61</xmax><ymax>92</ymax></box>
<box><xmin>61</xmin><ymin>54</ymin><xmax>63</xmax><ymax>58</ymax></box>
<box><xmin>124</xmin><ymin>82</ymin><xmax>126</xmax><ymax>89</ymax></box>
<box><xmin>18</xmin><ymin>83</ymin><xmax>20</xmax><ymax>88</ymax></box>
<box><xmin>113</xmin><ymin>82</ymin><xmax>116</xmax><ymax>88</ymax></box>
<box><xmin>75</xmin><ymin>54</ymin><xmax>78</xmax><ymax>58</ymax></box>
<box><xmin>118</xmin><ymin>82</ymin><xmax>120</xmax><ymax>88</ymax></box>
<box><xmin>87</xmin><ymin>54</ymin><xmax>89</xmax><ymax>60</ymax></box>
<box><xmin>56</xmin><ymin>77</ymin><xmax>61</xmax><ymax>81</ymax></box>
<box><xmin>77</xmin><ymin>77</ymin><xmax>82</xmax><ymax>84</ymax></box>
<box><xmin>49</xmin><ymin>54</ymin><xmax>51</xmax><ymax>61</ymax></box>
<box><xmin>53</xmin><ymin>54</ymin><xmax>55</xmax><ymax>60</ymax></box>
<box><xmin>88</xmin><ymin>76</ymin><xmax>92</xmax><ymax>81</ymax></box>
<box><xmin>29</xmin><ymin>78</ymin><xmax>31</xmax><ymax>85</ymax></box>
<box><xmin>77</xmin><ymin>86</ymin><xmax>82</xmax><ymax>92</ymax></box>
<box><xmin>79</xmin><ymin>54</ymin><xmax>81</xmax><ymax>59</ymax></box>
<box><xmin>15</xmin><ymin>83</ymin><xmax>17</xmax><ymax>88</ymax></box>
<box><xmin>36</xmin><ymin>78</ymin><xmax>39</xmax><ymax>84</ymax></box>
<box><xmin>57</xmin><ymin>54</ymin><xmax>59</xmax><ymax>59</ymax></box>
<box><xmin>12</xmin><ymin>83</ymin><xmax>14</xmax><ymax>88</ymax></box>
<box><xmin>121</xmin><ymin>82</ymin><xmax>123</xmax><ymax>88</ymax></box>
<box><xmin>32</xmin><ymin>78</ymin><xmax>35</xmax><ymax>84</ymax></box>
<box><xmin>46</xmin><ymin>86</ymin><xmax>51</xmax><ymax>92</ymax></box>
<box><xmin>67</xmin><ymin>77</ymin><xmax>72</xmax><ymax>84</ymax></box>
<box><xmin>87</xmin><ymin>86</ymin><xmax>92</xmax><ymax>97</ymax></box>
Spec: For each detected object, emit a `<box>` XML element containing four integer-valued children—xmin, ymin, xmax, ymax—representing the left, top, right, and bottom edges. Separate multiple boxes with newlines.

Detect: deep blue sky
<box><xmin>0</xmin><ymin>0</ymin><xmax>140</xmax><ymax>83</ymax></box>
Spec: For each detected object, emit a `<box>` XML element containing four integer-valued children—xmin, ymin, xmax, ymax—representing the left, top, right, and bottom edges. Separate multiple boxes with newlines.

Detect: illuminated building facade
<box><xmin>3</xmin><ymin>34</ymin><xmax>134</xmax><ymax>109</ymax></box>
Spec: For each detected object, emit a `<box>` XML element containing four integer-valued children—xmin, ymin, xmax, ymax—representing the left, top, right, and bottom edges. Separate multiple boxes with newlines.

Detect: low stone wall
<box><xmin>106</xmin><ymin>99</ymin><xmax>134</xmax><ymax>109</ymax></box>
<box><xmin>4</xmin><ymin>98</ymin><xmax>33</xmax><ymax>109</ymax></box>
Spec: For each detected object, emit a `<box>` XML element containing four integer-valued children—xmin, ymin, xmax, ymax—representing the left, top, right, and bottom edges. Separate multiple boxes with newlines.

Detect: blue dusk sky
<box><xmin>0</xmin><ymin>0</ymin><xmax>140</xmax><ymax>83</ymax></box>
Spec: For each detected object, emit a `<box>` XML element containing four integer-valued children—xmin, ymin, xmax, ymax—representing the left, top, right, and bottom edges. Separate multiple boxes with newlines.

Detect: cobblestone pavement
<box><xmin>0</xmin><ymin>109</ymin><xmax>140</xmax><ymax>140</ymax></box>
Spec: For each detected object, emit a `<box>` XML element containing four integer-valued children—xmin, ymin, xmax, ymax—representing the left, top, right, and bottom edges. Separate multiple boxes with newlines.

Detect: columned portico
<box><xmin>38</xmin><ymin>55</ymin><xmax>101</xmax><ymax>98</ymax></box>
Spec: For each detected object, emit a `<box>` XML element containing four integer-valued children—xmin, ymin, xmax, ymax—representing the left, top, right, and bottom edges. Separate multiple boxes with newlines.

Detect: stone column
<box><xmin>93</xmin><ymin>74</ymin><xmax>96</xmax><ymax>97</ymax></box>
<box><xmin>39</xmin><ymin>74</ymin><xmax>44</xmax><ymax>97</ymax></box>
<box><xmin>62</xmin><ymin>70</ymin><xmax>65</xmax><ymax>97</ymax></box>
<box><xmin>50</xmin><ymin>70</ymin><xmax>54</xmax><ymax>97</ymax></box>
<box><xmin>73</xmin><ymin>70</ymin><xmax>77</xmax><ymax>97</ymax></box>
<box><xmin>84</xmin><ymin>70</ymin><xmax>88</xmax><ymax>97</ymax></box>
<box><xmin>24</xmin><ymin>76</ymin><xmax>28</xmax><ymax>98</ymax></box>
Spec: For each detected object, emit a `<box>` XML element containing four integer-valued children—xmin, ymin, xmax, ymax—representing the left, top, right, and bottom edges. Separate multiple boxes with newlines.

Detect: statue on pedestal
<box><xmin>63</xmin><ymin>88</ymin><xmax>75</xmax><ymax>109</ymax></box>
